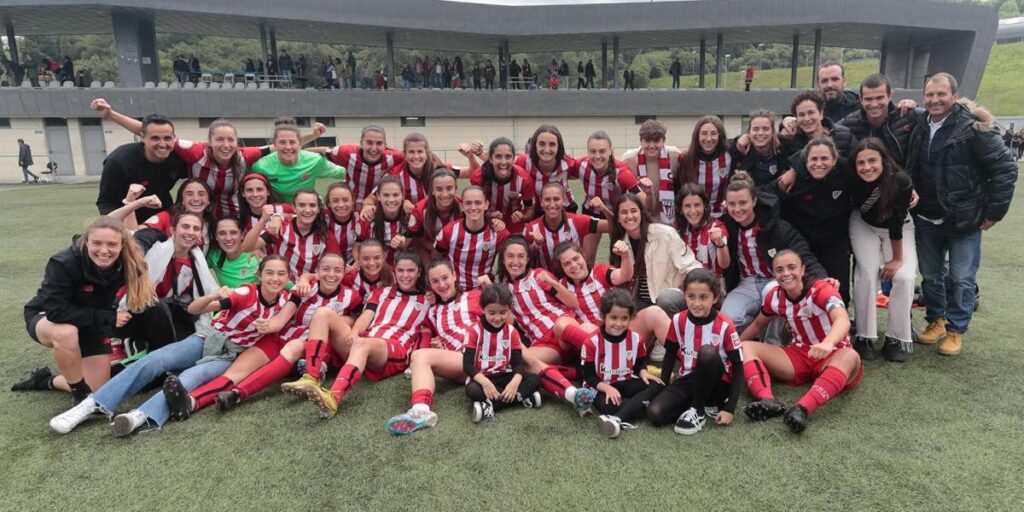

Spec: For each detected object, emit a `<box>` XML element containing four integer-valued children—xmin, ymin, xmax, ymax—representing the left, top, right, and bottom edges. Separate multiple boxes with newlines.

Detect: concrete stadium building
<box><xmin>0</xmin><ymin>0</ymin><xmax>1001</xmax><ymax>181</ymax></box>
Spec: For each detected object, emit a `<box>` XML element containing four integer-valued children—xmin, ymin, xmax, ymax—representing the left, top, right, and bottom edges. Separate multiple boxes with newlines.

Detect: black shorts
<box><xmin>25</xmin><ymin>311</ymin><xmax>111</xmax><ymax>358</ymax></box>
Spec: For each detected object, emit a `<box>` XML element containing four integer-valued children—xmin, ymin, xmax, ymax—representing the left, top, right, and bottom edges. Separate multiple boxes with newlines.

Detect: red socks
<box><xmin>744</xmin><ymin>360</ymin><xmax>774</xmax><ymax>401</ymax></box>
<box><xmin>539</xmin><ymin>366</ymin><xmax>572</xmax><ymax>397</ymax></box>
<box><xmin>329</xmin><ymin>364</ymin><xmax>362</xmax><ymax>402</ymax></box>
<box><xmin>190</xmin><ymin>375</ymin><xmax>233</xmax><ymax>411</ymax></box>
<box><xmin>560</xmin><ymin>325</ymin><xmax>595</xmax><ymax>352</ymax></box>
<box><xmin>796</xmin><ymin>366</ymin><xmax>848</xmax><ymax>415</ymax></box>
<box><xmin>236</xmin><ymin>356</ymin><xmax>295</xmax><ymax>399</ymax></box>
<box><xmin>305</xmin><ymin>339</ymin><xmax>330</xmax><ymax>379</ymax></box>
<box><xmin>410</xmin><ymin>389</ymin><xmax>434</xmax><ymax>408</ymax></box>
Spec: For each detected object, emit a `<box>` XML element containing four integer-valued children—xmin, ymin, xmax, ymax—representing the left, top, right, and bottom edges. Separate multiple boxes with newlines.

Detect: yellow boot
<box><xmin>938</xmin><ymin>332</ymin><xmax>962</xmax><ymax>356</ymax></box>
<box><xmin>917</xmin><ymin>318</ymin><xmax>946</xmax><ymax>345</ymax></box>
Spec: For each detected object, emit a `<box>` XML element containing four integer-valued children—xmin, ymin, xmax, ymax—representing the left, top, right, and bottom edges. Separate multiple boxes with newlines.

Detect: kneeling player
<box><xmin>739</xmin><ymin>250</ymin><xmax>863</xmax><ymax>433</ymax></box>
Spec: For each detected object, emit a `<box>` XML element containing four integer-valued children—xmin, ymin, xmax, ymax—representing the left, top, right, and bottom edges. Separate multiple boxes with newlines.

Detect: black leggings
<box><xmin>466</xmin><ymin>372</ymin><xmax>542</xmax><ymax>411</ymax></box>
<box><xmin>593</xmin><ymin>379</ymin><xmax>664</xmax><ymax>422</ymax></box>
<box><xmin>647</xmin><ymin>346</ymin><xmax>727</xmax><ymax>426</ymax></box>
<box><xmin>809</xmin><ymin>237</ymin><xmax>852</xmax><ymax>303</ymax></box>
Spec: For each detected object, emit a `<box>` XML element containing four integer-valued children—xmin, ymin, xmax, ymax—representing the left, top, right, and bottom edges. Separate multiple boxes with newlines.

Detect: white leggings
<box><xmin>849</xmin><ymin>211</ymin><xmax>917</xmax><ymax>343</ymax></box>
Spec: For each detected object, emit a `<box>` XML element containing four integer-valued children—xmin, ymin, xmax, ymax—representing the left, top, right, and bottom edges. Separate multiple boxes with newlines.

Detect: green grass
<box><xmin>649</xmin><ymin>42</ymin><xmax>1024</xmax><ymax>116</ymax></box>
<box><xmin>1</xmin><ymin>181</ymin><xmax>1023</xmax><ymax>512</ymax></box>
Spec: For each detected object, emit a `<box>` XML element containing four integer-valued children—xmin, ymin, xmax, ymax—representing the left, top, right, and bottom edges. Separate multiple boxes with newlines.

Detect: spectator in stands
<box><xmin>454</xmin><ymin>56</ymin><xmax>464</xmax><ymax>87</ymax></box>
<box><xmin>325</xmin><ymin>59</ymin><xmax>338</xmax><ymax>89</ymax></box>
<box><xmin>245</xmin><ymin>58</ymin><xmax>256</xmax><ymax>73</ymax></box>
<box><xmin>744</xmin><ymin>66</ymin><xmax>755</xmax><ymax>92</ymax></box>
<box><xmin>265</xmin><ymin>57</ymin><xmax>278</xmax><ymax>83</ymax></box>
<box><xmin>670</xmin><ymin>57</ymin><xmax>682</xmax><ymax>89</ymax></box>
<box><xmin>442</xmin><ymin>58</ymin><xmax>452</xmax><ymax>89</ymax></box>
<box><xmin>484</xmin><ymin>60</ymin><xmax>495</xmax><ymax>90</ymax></box>
<box><xmin>374</xmin><ymin>67</ymin><xmax>387</xmax><ymax>90</ymax></box>
<box><xmin>18</xmin><ymin>139</ymin><xmax>37</xmax><ymax>184</ymax></box>
<box><xmin>433</xmin><ymin>59</ymin><xmax>444</xmax><ymax>88</ymax></box>
<box><xmin>347</xmin><ymin>51</ymin><xmax>357</xmax><ymax>89</ymax></box>
<box><xmin>296</xmin><ymin>54</ymin><xmax>308</xmax><ymax>88</ymax></box>
<box><xmin>522</xmin><ymin>59</ymin><xmax>532</xmax><ymax>87</ymax></box>
<box><xmin>509</xmin><ymin>59</ymin><xmax>520</xmax><ymax>90</ymax></box>
<box><xmin>402</xmin><ymin>64</ymin><xmax>414</xmax><ymax>90</ymax></box>
<box><xmin>1017</xmin><ymin>130</ymin><xmax>1024</xmax><ymax>160</ymax></box>
<box><xmin>623</xmin><ymin>68</ymin><xmax>633</xmax><ymax>90</ymax></box>
<box><xmin>61</xmin><ymin>56</ymin><xmax>74</xmax><ymax>85</ymax></box>
<box><xmin>559</xmin><ymin>59</ymin><xmax>569</xmax><ymax>85</ymax></box>
<box><xmin>499</xmin><ymin>58</ymin><xmax>508</xmax><ymax>89</ymax></box>
<box><xmin>577</xmin><ymin>61</ymin><xmax>586</xmax><ymax>89</ymax></box>
<box><xmin>189</xmin><ymin>55</ymin><xmax>201</xmax><ymax>83</ymax></box>
<box><xmin>361</xmin><ymin>63</ymin><xmax>372</xmax><ymax>89</ymax></box>
<box><xmin>585</xmin><ymin>59</ymin><xmax>596</xmax><ymax>89</ymax></box>
<box><xmin>279</xmin><ymin>49</ymin><xmax>294</xmax><ymax>84</ymax></box>
<box><xmin>472</xmin><ymin>62</ymin><xmax>482</xmax><ymax>90</ymax></box>
<box><xmin>173</xmin><ymin>56</ymin><xmax>189</xmax><ymax>85</ymax></box>
<box><xmin>420</xmin><ymin>56</ymin><xmax>431</xmax><ymax>88</ymax></box>
<box><xmin>96</xmin><ymin>114</ymin><xmax>187</xmax><ymax>223</ymax></box>
<box><xmin>817</xmin><ymin>59</ymin><xmax>860</xmax><ymax>123</ymax></box>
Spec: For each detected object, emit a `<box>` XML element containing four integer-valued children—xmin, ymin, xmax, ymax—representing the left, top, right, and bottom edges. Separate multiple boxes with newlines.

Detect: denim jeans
<box><xmin>914</xmin><ymin>215</ymin><xmax>981</xmax><ymax>334</ymax></box>
<box><xmin>721</xmin><ymin>276</ymin><xmax>784</xmax><ymax>344</ymax></box>
<box><xmin>92</xmin><ymin>334</ymin><xmax>231</xmax><ymax>427</ymax></box>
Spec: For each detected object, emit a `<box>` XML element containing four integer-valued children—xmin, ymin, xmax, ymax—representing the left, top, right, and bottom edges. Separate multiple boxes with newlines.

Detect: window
<box><xmin>634</xmin><ymin>115</ymin><xmax>656</xmax><ymax>125</ymax></box>
<box><xmin>312</xmin><ymin>136</ymin><xmax>337</xmax><ymax>147</ymax></box>
<box><xmin>739</xmin><ymin>115</ymin><xmax>750</xmax><ymax>134</ymax></box>
<box><xmin>240</xmin><ymin>137</ymin><xmax>270</xmax><ymax>147</ymax></box>
<box><xmin>293</xmin><ymin>117</ymin><xmax>311</xmax><ymax>127</ymax></box>
<box><xmin>401</xmin><ymin>116</ymin><xmax>426</xmax><ymax>127</ymax></box>
<box><xmin>199</xmin><ymin>117</ymin><xmax>219</xmax><ymax>128</ymax></box>
<box><xmin>0</xmin><ymin>118</ymin><xmax>10</xmax><ymax>128</ymax></box>
<box><xmin>315</xmin><ymin>117</ymin><xmax>336</xmax><ymax>127</ymax></box>
<box><xmin>80</xmin><ymin>118</ymin><xmax>102</xmax><ymax>127</ymax></box>
<box><xmin>43</xmin><ymin>118</ymin><xmax>68</xmax><ymax>127</ymax></box>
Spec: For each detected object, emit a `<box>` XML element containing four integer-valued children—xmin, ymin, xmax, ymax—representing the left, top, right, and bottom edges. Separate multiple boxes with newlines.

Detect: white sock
<box><xmin>563</xmin><ymin>386</ymin><xmax>578</xmax><ymax>402</ymax></box>
<box><xmin>411</xmin><ymin>403</ymin><xmax>431</xmax><ymax>413</ymax></box>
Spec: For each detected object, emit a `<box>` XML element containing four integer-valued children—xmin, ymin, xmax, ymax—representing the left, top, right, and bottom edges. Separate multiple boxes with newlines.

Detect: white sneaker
<box><xmin>674</xmin><ymin>407</ymin><xmax>706</xmax><ymax>435</ymax></box>
<box><xmin>598</xmin><ymin>415</ymin><xmax>622</xmax><ymax>438</ymax></box>
<box><xmin>471</xmin><ymin>400</ymin><xmax>495</xmax><ymax>423</ymax></box>
<box><xmin>49</xmin><ymin>395</ymin><xmax>102</xmax><ymax>434</ymax></box>
<box><xmin>519</xmin><ymin>391</ymin><xmax>542</xmax><ymax>409</ymax></box>
<box><xmin>112</xmin><ymin>409</ymin><xmax>148</xmax><ymax>438</ymax></box>
<box><xmin>649</xmin><ymin>343</ymin><xmax>666</xmax><ymax>363</ymax></box>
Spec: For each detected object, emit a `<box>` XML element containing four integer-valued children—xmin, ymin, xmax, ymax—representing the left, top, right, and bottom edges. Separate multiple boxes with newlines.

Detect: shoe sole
<box><xmin>306</xmin><ymin>388</ymin><xmax>337</xmax><ymax>418</ymax></box>
<box><xmin>215</xmin><ymin>393</ymin><xmax>239</xmax><ymax>413</ymax></box>
<box><xmin>674</xmin><ymin>422</ymin><xmax>704</xmax><ymax>435</ymax></box>
<box><xmin>784</xmin><ymin>415</ymin><xmax>807</xmax><ymax>433</ymax></box>
<box><xmin>387</xmin><ymin>417</ymin><xmax>425</xmax><ymax>435</ymax></box>
<box><xmin>744</xmin><ymin>402</ymin><xmax>785</xmax><ymax>421</ymax></box>
<box><xmin>163</xmin><ymin>378</ymin><xmax>191</xmax><ymax>421</ymax></box>
<box><xmin>281</xmin><ymin>381</ymin><xmax>317</xmax><ymax>397</ymax></box>
<box><xmin>598</xmin><ymin>420</ymin><xmax>620</xmax><ymax>439</ymax></box>
<box><xmin>938</xmin><ymin>348</ymin><xmax>961</xmax><ymax>356</ymax></box>
<box><xmin>112</xmin><ymin>415</ymin><xmax>136</xmax><ymax>437</ymax></box>
<box><xmin>915</xmin><ymin>333</ymin><xmax>945</xmax><ymax>346</ymax></box>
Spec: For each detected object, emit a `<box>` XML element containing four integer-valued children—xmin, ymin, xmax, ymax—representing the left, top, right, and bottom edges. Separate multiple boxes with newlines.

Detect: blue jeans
<box><xmin>915</xmin><ymin>216</ymin><xmax>981</xmax><ymax>333</ymax></box>
<box><xmin>721</xmin><ymin>276</ymin><xmax>784</xmax><ymax>344</ymax></box>
<box><xmin>92</xmin><ymin>334</ymin><xmax>231</xmax><ymax>427</ymax></box>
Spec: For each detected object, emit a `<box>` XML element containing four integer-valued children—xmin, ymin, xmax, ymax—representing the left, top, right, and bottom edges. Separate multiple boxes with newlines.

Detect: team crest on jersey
<box><xmin>832</xmin><ymin>190</ymin><xmax>843</xmax><ymax>200</ymax></box>
<box><xmin>718</xmin><ymin>166</ymin><xmax>729</xmax><ymax>178</ymax></box>
<box><xmin>626</xmin><ymin>350</ymin><xmax>635</xmax><ymax>360</ymax></box>
<box><xmin>301</xmin><ymin>172</ymin><xmax>312</xmax><ymax>182</ymax></box>
<box><xmin>313</xmin><ymin>243</ymin><xmax>326</xmax><ymax>253</ymax></box>
<box><xmin>798</xmin><ymin>305</ymin><xmax>812</xmax><ymax>318</ymax></box>
<box><xmin>769</xmin><ymin>164</ymin><xmax>778</xmax><ymax>176</ymax></box>
<box><xmin>711</xmin><ymin>334</ymin><xmax>721</xmax><ymax>345</ymax></box>
<box><xmin>240</xmin><ymin>268</ymin><xmax>250</xmax><ymax>277</ymax></box>
<box><xmin>582</xmin><ymin>282</ymin><xmax>599</xmax><ymax>293</ymax></box>
<box><xmin>179</xmin><ymin>139</ymin><xmax>194</xmax><ymax>149</ymax></box>
<box><xmin>480</xmin><ymin>241</ymin><xmax>494</xmax><ymax>251</ymax></box>
<box><xmin>767</xmin><ymin>248</ymin><xmax>777</xmax><ymax>258</ymax></box>
<box><xmin>236</xmin><ymin>286</ymin><xmax>251</xmax><ymax>295</ymax></box>
<box><xmin>412</xmin><ymin>302</ymin><xmax>425</xmax><ymax>311</ymax></box>
<box><xmin>501</xmin><ymin>336</ymin><xmax>511</xmax><ymax>348</ymax></box>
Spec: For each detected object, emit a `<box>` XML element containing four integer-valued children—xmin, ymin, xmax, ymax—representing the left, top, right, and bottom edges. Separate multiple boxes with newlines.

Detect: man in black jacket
<box><xmin>817</xmin><ymin>60</ymin><xmax>860</xmax><ymax>124</ymax></box>
<box><xmin>96</xmin><ymin>114</ymin><xmax>186</xmax><ymax>223</ymax></box>
<box><xmin>18</xmin><ymin>138</ymin><xmax>38</xmax><ymax>183</ymax></box>
<box><xmin>839</xmin><ymin>73</ymin><xmax>920</xmax><ymax>166</ymax></box>
<box><xmin>906</xmin><ymin>73</ymin><xmax>1018</xmax><ymax>356</ymax></box>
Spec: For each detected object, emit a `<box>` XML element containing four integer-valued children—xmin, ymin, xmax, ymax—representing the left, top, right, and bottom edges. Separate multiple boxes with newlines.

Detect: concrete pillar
<box><xmin>5</xmin><ymin>20</ymin><xmax>21</xmax><ymax>83</ymax></box>
<box><xmin>112</xmin><ymin>11</ymin><xmax>160</xmax><ymax>87</ymax></box>
<box><xmin>601</xmin><ymin>40</ymin><xmax>608</xmax><ymax>88</ymax></box>
<box><xmin>612</xmin><ymin>36</ymin><xmax>619</xmax><ymax>89</ymax></box>
<box><xmin>498</xmin><ymin>43</ymin><xmax>505</xmax><ymax>89</ymax></box>
<box><xmin>698</xmin><ymin>37</ymin><xmax>706</xmax><ymax>88</ymax></box>
<box><xmin>386</xmin><ymin>32</ymin><xmax>396</xmax><ymax>88</ymax></box>
<box><xmin>879</xmin><ymin>39</ymin><xmax>887</xmax><ymax>74</ymax></box>
<box><xmin>259</xmin><ymin>24</ymin><xmax>268</xmax><ymax>61</ymax></box>
<box><xmin>269</xmin><ymin>28</ymin><xmax>278</xmax><ymax>70</ymax></box>
<box><xmin>811</xmin><ymin>28</ymin><xmax>822</xmax><ymax>88</ymax></box>
<box><xmin>905</xmin><ymin>40</ymin><xmax>915</xmax><ymax>89</ymax></box>
<box><xmin>790</xmin><ymin>33</ymin><xmax>800</xmax><ymax>89</ymax></box>
<box><xmin>715</xmin><ymin>32</ymin><xmax>723</xmax><ymax>89</ymax></box>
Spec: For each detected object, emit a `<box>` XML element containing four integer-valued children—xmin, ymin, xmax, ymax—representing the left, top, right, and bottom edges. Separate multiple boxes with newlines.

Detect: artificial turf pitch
<box><xmin>0</xmin><ymin>181</ymin><xmax>1021</xmax><ymax>512</ymax></box>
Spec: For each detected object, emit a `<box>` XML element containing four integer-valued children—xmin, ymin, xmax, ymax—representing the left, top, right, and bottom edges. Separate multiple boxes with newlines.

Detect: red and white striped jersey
<box><xmin>581</xmin><ymin>328</ymin><xmax>647</xmax><ymax>384</ymax></box>
<box><xmin>691</xmin><ymin>151</ymin><xmax>733</xmax><ymax>218</ymax></box>
<box><xmin>761</xmin><ymin>280</ymin><xmax>849</xmax><ymax>351</ymax></box>
<box><xmin>468</xmin><ymin>165</ymin><xmax>535</xmax><ymax>234</ymax></box>
<box><xmin>466</xmin><ymin>319</ymin><xmax>522</xmax><ymax>376</ymax></box>
<box><xmin>327</xmin><ymin>145</ymin><xmax>403</xmax><ymax>207</ymax></box>
<box><xmin>737</xmin><ymin>222</ymin><xmax>771</xmax><ymax>278</ymax></box>
<box><xmin>281</xmin><ymin>283</ymin><xmax>362</xmax><ymax>341</ymax></box>
<box><xmin>508</xmin><ymin>268</ymin><xmax>575</xmax><ymax>341</ymax></box>
<box><xmin>681</xmin><ymin>219</ymin><xmax>728</xmax><ymax>275</ymax></box>
<box><xmin>575</xmin><ymin>158</ymin><xmax>640</xmax><ymax>208</ymax></box>
<box><xmin>407</xmin><ymin>197</ymin><xmax>462</xmax><ymax>239</ymax></box>
<box><xmin>261</xmin><ymin>218</ymin><xmax>327</xmax><ymax>278</ymax></box>
<box><xmin>561</xmin><ymin>263</ymin><xmax>615</xmax><ymax>325</ymax></box>
<box><xmin>637</xmin><ymin>148</ymin><xmax>674</xmax><ymax>224</ymax></box>
<box><xmin>176</xmin><ymin>139</ymin><xmax>267</xmax><ymax>219</ymax></box>
<box><xmin>426</xmin><ymin>289</ymin><xmax>483</xmax><ymax>352</ymax></box>
<box><xmin>435</xmin><ymin>220</ymin><xmax>508</xmax><ymax>291</ymax></box>
<box><xmin>211</xmin><ymin>284</ymin><xmax>293</xmax><ymax>348</ymax></box>
<box><xmin>244</xmin><ymin>203</ymin><xmax>293</xmax><ymax>233</ymax></box>
<box><xmin>341</xmin><ymin>268</ymin><xmax>385</xmax><ymax>301</ymax></box>
<box><xmin>666</xmin><ymin>310</ymin><xmax>739</xmax><ymax>378</ymax></box>
<box><xmin>363</xmin><ymin>286</ymin><xmax>431</xmax><ymax>350</ymax></box>
<box><xmin>324</xmin><ymin>212</ymin><xmax>358</xmax><ymax>263</ymax></box>
<box><xmin>516</xmin><ymin>154</ymin><xmax>578</xmax><ymax>206</ymax></box>
<box><xmin>387</xmin><ymin>161</ymin><xmax>428</xmax><ymax>205</ymax></box>
<box><xmin>154</xmin><ymin>257</ymin><xmax>195</xmax><ymax>302</ymax></box>
<box><xmin>354</xmin><ymin>216</ymin><xmax>404</xmax><ymax>265</ymax></box>
<box><xmin>523</xmin><ymin>213</ymin><xmax>598</xmax><ymax>269</ymax></box>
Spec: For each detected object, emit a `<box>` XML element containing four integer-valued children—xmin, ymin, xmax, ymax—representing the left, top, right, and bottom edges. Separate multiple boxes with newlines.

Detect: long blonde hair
<box><xmin>78</xmin><ymin>216</ymin><xmax>156</xmax><ymax>312</ymax></box>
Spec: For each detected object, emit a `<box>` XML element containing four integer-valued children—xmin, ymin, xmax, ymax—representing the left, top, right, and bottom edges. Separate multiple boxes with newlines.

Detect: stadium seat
<box><xmin>258</xmin><ymin>82</ymin><xmax>271</xmax><ymax>89</ymax></box>
<box><xmin>183</xmin><ymin>81</ymin><xmax>195</xmax><ymax>89</ymax></box>
<box><xmin>246</xmin><ymin>82</ymin><xmax>257</xmax><ymax>90</ymax></box>
<box><xmin>200</xmin><ymin>73</ymin><xmax>213</xmax><ymax>85</ymax></box>
<box><xmin>168</xmin><ymin>81</ymin><xmax>180</xmax><ymax>89</ymax></box>
<box><xmin>156</xmin><ymin>81</ymin><xmax>169</xmax><ymax>88</ymax></box>
<box><xmin>144</xmin><ymin>81</ymin><xmax>156</xmax><ymax>88</ymax></box>
<box><xmin>62</xmin><ymin>81</ymin><xmax>75</xmax><ymax>88</ymax></box>
<box><xmin>208</xmin><ymin>82</ymin><xmax>220</xmax><ymax>90</ymax></box>
<box><xmin>234</xmin><ymin>82</ymin><xmax>246</xmax><ymax>90</ymax></box>
<box><xmin>103</xmin><ymin>81</ymin><xmax>115</xmax><ymax>88</ymax></box>
<box><xmin>89</xmin><ymin>80</ymin><xmax>101</xmax><ymax>88</ymax></box>
<box><xmin>48</xmin><ymin>80</ymin><xmax>61</xmax><ymax>88</ymax></box>
<box><xmin>20</xmin><ymin>80</ymin><xmax>32</xmax><ymax>87</ymax></box>
<box><xmin>196</xmin><ymin>81</ymin><xmax>208</xmax><ymax>89</ymax></box>
<box><xmin>223</xmin><ymin>73</ymin><xmax>235</xmax><ymax>85</ymax></box>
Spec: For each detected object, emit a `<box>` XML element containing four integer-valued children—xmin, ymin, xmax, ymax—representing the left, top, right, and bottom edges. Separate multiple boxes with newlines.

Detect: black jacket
<box><xmin>24</xmin><ymin>243</ymin><xmax>125</xmax><ymax>330</ymax></box>
<box><xmin>18</xmin><ymin>142</ymin><xmax>32</xmax><ymax>166</ymax></box>
<box><xmin>905</xmin><ymin>101</ymin><xmax>1018</xmax><ymax>233</ymax></box>
<box><xmin>771</xmin><ymin>158</ymin><xmax>853</xmax><ymax>247</ymax></box>
<box><xmin>96</xmin><ymin>142</ymin><xmax>186</xmax><ymax>223</ymax></box>
<box><xmin>824</xmin><ymin>90</ymin><xmax>860</xmax><ymax>124</ymax></box>
<box><xmin>779</xmin><ymin>118</ymin><xmax>854</xmax><ymax>168</ymax></box>
<box><xmin>838</xmin><ymin>103</ymin><xmax>920</xmax><ymax>166</ymax></box>
<box><xmin>722</xmin><ymin>190</ymin><xmax>828</xmax><ymax>291</ymax></box>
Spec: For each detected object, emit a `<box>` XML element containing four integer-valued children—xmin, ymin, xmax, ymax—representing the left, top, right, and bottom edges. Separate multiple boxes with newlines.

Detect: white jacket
<box><xmin>643</xmin><ymin>223</ymin><xmax>702</xmax><ymax>299</ymax></box>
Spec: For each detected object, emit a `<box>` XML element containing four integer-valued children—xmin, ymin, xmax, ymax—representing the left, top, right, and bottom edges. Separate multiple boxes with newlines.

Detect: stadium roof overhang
<box><xmin>0</xmin><ymin>0</ymin><xmax>994</xmax><ymax>52</ymax></box>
